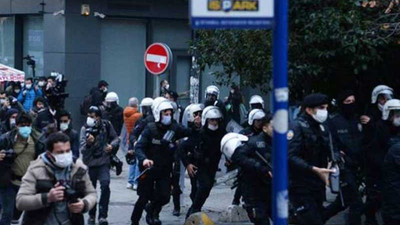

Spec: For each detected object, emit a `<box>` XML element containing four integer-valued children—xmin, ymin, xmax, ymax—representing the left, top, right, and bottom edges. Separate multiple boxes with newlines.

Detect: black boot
<box><xmin>153</xmin><ymin>214</ymin><xmax>162</xmax><ymax>225</ymax></box>
<box><xmin>145</xmin><ymin>203</ymin><xmax>155</xmax><ymax>225</ymax></box>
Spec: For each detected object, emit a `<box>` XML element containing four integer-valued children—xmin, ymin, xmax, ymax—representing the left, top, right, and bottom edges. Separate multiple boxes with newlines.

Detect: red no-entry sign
<box><xmin>144</xmin><ymin>43</ymin><xmax>172</xmax><ymax>75</ymax></box>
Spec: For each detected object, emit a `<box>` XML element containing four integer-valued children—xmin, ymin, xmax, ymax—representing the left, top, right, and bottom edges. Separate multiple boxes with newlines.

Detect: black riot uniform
<box><xmin>363</xmin><ymin>118</ymin><xmax>400</xmax><ymax>224</ymax></box>
<box><xmin>382</xmin><ymin>143</ymin><xmax>400</xmax><ymax>225</ymax></box>
<box><xmin>133</xmin><ymin>121</ymin><xmax>190</xmax><ymax>225</ymax></box>
<box><xmin>231</xmin><ymin>132</ymin><xmax>272</xmax><ymax>225</ymax></box>
<box><xmin>180</xmin><ymin>125</ymin><xmax>226</xmax><ymax>218</ymax></box>
<box><xmin>325</xmin><ymin>112</ymin><xmax>363</xmax><ymax>225</ymax></box>
<box><xmin>288</xmin><ymin>94</ymin><xmax>339</xmax><ymax>225</ymax></box>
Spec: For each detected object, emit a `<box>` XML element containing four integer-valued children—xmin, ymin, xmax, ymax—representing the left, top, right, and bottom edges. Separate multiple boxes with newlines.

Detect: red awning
<box><xmin>0</xmin><ymin>64</ymin><xmax>25</xmax><ymax>82</ymax></box>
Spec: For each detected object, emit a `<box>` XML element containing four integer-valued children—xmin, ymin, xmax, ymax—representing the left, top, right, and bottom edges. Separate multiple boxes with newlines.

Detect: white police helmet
<box><xmin>249</xmin><ymin>95</ymin><xmax>265</xmax><ymax>109</ymax></box>
<box><xmin>152</xmin><ymin>97</ymin><xmax>168</xmax><ymax>110</ymax></box>
<box><xmin>201</xmin><ymin>106</ymin><xmax>223</xmax><ymax>126</ymax></box>
<box><xmin>182</xmin><ymin>104</ymin><xmax>204</xmax><ymax>127</ymax></box>
<box><xmin>140</xmin><ymin>98</ymin><xmax>154</xmax><ymax>107</ymax></box>
<box><xmin>105</xmin><ymin>92</ymin><xmax>119</xmax><ymax>104</ymax></box>
<box><xmin>153</xmin><ymin>101</ymin><xmax>174</xmax><ymax>122</ymax></box>
<box><xmin>371</xmin><ymin>85</ymin><xmax>393</xmax><ymax>104</ymax></box>
<box><xmin>382</xmin><ymin>99</ymin><xmax>400</xmax><ymax>120</ymax></box>
<box><xmin>248</xmin><ymin>109</ymin><xmax>266</xmax><ymax>125</ymax></box>
<box><xmin>220</xmin><ymin>133</ymin><xmax>248</xmax><ymax>160</ymax></box>
<box><xmin>205</xmin><ymin>85</ymin><xmax>220</xmax><ymax>99</ymax></box>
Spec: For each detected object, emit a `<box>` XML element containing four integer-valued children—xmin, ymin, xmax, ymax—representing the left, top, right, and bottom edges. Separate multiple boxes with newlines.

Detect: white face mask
<box><xmin>165</xmin><ymin>84</ymin><xmax>170</xmax><ymax>90</ymax></box>
<box><xmin>393</xmin><ymin>117</ymin><xmax>400</xmax><ymax>127</ymax></box>
<box><xmin>25</xmin><ymin>84</ymin><xmax>32</xmax><ymax>89</ymax></box>
<box><xmin>38</xmin><ymin>81</ymin><xmax>45</xmax><ymax>87</ymax></box>
<box><xmin>208</xmin><ymin>124</ymin><xmax>219</xmax><ymax>131</ymax></box>
<box><xmin>60</xmin><ymin>122</ymin><xmax>69</xmax><ymax>131</ymax></box>
<box><xmin>378</xmin><ymin>103</ymin><xmax>384</xmax><ymax>112</ymax></box>
<box><xmin>15</xmin><ymin>89</ymin><xmax>20</xmax><ymax>93</ymax></box>
<box><xmin>312</xmin><ymin>109</ymin><xmax>328</xmax><ymax>123</ymax></box>
<box><xmin>86</xmin><ymin>117</ymin><xmax>96</xmax><ymax>127</ymax></box>
<box><xmin>52</xmin><ymin>151</ymin><xmax>73</xmax><ymax>168</ymax></box>
<box><xmin>103</xmin><ymin>87</ymin><xmax>108</xmax><ymax>93</ymax></box>
<box><xmin>161</xmin><ymin>115</ymin><xmax>172</xmax><ymax>126</ymax></box>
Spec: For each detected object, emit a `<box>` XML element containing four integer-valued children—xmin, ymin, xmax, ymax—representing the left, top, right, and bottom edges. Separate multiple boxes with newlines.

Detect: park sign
<box><xmin>190</xmin><ymin>0</ymin><xmax>274</xmax><ymax>29</ymax></box>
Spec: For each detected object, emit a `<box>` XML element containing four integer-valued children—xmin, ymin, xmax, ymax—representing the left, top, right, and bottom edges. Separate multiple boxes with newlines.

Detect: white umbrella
<box><xmin>0</xmin><ymin>64</ymin><xmax>25</xmax><ymax>82</ymax></box>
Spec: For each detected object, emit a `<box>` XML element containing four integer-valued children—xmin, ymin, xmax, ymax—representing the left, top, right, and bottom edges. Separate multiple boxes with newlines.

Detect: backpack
<box><xmin>80</xmin><ymin>94</ymin><xmax>92</xmax><ymax>115</ymax></box>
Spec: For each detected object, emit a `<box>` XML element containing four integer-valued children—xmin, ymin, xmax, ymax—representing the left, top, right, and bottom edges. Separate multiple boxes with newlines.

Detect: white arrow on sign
<box><xmin>146</xmin><ymin>54</ymin><xmax>167</xmax><ymax>69</ymax></box>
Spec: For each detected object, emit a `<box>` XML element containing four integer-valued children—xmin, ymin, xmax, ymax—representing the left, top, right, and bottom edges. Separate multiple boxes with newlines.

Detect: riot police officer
<box><xmin>288</xmin><ymin>93</ymin><xmax>337</xmax><ymax>225</ymax></box>
<box><xmin>132</xmin><ymin>100</ymin><xmax>190</xmax><ymax>225</ymax></box>
<box><xmin>249</xmin><ymin>95</ymin><xmax>265</xmax><ymax>111</ymax></box>
<box><xmin>182</xmin><ymin>106</ymin><xmax>226</xmax><ymax>218</ymax></box>
<box><xmin>364</xmin><ymin>99</ymin><xmax>400</xmax><ymax>225</ymax></box>
<box><xmin>230</xmin><ymin>109</ymin><xmax>267</xmax><ymax>205</ymax></box>
<box><xmin>382</xmin><ymin>137</ymin><xmax>400</xmax><ymax>225</ymax></box>
<box><xmin>227</xmin><ymin>116</ymin><xmax>274</xmax><ymax>225</ymax></box>
<box><xmin>361</xmin><ymin>85</ymin><xmax>393</xmax><ymax>126</ymax></box>
<box><xmin>178</xmin><ymin>104</ymin><xmax>203</xmax><ymax>208</ymax></box>
<box><xmin>204</xmin><ymin>85</ymin><xmax>227</xmax><ymax>122</ymax></box>
<box><xmin>240</xmin><ymin>109</ymin><xmax>266</xmax><ymax>137</ymax></box>
<box><xmin>325</xmin><ymin>90</ymin><xmax>363</xmax><ymax>225</ymax></box>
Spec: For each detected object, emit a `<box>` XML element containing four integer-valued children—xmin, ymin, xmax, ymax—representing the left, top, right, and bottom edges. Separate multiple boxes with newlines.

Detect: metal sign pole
<box><xmin>272</xmin><ymin>0</ymin><xmax>289</xmax><ymax>224</ymax></box>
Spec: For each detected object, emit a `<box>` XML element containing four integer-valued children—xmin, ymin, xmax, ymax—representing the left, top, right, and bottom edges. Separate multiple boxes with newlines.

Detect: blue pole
<box><xmin>272</xmin><ymin>0</ymin><xmax>288</xmax><ymax>224</ymax></box>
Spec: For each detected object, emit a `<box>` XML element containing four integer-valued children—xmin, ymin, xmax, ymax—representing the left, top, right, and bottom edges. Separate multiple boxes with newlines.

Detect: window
<box><xmin>0</xmin><ymin>17</ymin><xmax>15</xmax><ymax>67</ymax></box>
<box><xmin>23</xmin><ymin>16</ymin><xmax>43</xmax><ymax>77</ymax></box>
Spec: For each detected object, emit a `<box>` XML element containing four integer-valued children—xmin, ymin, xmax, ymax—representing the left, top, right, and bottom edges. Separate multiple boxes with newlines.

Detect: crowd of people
<box><xmin>0</xmin><ymin>77</ymin><xmax>399</xmax><ymax>225</ymax></box>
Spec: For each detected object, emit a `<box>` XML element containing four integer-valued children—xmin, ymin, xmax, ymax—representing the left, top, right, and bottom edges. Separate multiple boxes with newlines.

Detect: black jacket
<box><xmin>129</xmin><ymin>114</ymin><xmax>155</xmax><ymax>150</ymax></box>
<box><xmin>288</xmin><ymin>113</ymin><xmax>338</xmax><ymax>195</ymax></box>
<box><xmin>231</xmin><ymin>132</ymin><xmax>272</xmax><ymax>200</ymax></box>
<box><xmin>135</xmin><ymin>121</ymin><xmax>191</xmax><ymax>173</ymax></box>
<box><xmin>364</xmin><ymin>119</ymin><xmax>400</xmax><ymax>180</ymax></box>
<box><xmin>101</xmin><ymin>104</ymin><xmax>124</xmax><ymax>135</ymax></box>
<box><xmin>90</xmin><ymin>88</ymin><xmax>106</xmax><ymax>107</ymax></box>
<box><xmin>33</xmin><ymin>108</ymin><xmax>59</xmax><ymax>131</ymax></box>
<box><xmin>382</xmin><ymin>143</ymin><xmax>400</xmax><ymax>219</ymax></box>
<box><xmin>63</xmin><ymin>128</ymin><xmax>80</xmax><ymax>159</ymax></box>
<box><xmin>328</xmin><ymin>112</ymin><xmax>363</xmax><ymax>169</ymax></box>
<box><xmin>179</xmin><ymin>126</ymin><xmax>226</xmax><ymax>174</ymax></box>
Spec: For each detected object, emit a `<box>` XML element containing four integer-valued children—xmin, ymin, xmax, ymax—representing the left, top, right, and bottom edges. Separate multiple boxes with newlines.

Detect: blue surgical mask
<box><xmin>18</xmin><ymin>126</ymin><xmax>32</xmax><ymax>138</ymax></box>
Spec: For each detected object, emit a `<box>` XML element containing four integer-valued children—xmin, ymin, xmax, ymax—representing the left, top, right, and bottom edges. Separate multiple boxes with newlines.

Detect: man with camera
<box><xmin>0</xmin><ymin>113</ymin><xmax>45</xmax><ymax>225</ymax></box>
<box><xmin>16</xmin><ymin>132</ymin><xmax>97</xmax><ymax>225</ymax></box>
<box><xmin>80</xmin><ymin>106</ymin><xmax>120</xmax><ymax>225</ymax></box>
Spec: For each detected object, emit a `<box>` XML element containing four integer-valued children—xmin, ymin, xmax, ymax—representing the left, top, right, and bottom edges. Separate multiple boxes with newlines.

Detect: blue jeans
<box><xmin>128</xmin><ymin>161</ymin><xmax>140</xmax><ymax>185</ymax></box>
<box><xmin>88</xmin><ymin>165</ymin><xmax>111</xmax><ymax>219</ymax></box>
<box><xmin>0</xmin><ymin>184</ymin><xmax>19</xmax><ymax>225</ymax></box>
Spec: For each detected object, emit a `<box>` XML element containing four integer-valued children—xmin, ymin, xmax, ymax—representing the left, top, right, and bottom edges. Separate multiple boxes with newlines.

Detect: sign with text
<box><xmin>190</xmin><ymin>0</ymin><xmax>274</xmax><ymax>29</ymax></box>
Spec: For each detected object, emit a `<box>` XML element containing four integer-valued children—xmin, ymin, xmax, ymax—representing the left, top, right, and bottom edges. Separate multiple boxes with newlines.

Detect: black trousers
<box><xmin>131</xmin><ymin>170</ymin><xmax>171</xmax><ymax>222</ymax></box>
<box><xmin>364</xmin><ymin>177</ymin><xmax>382</xmax><ymax>223</ymax></box>
<box><xmin>187</xmin><ymin>169</ymin><xmax>216</xmax><ymax>217</ymax></box>
<box><xmin>171</xmin><ymin>161</ymin><xmax>182</xmax><ymax>210</ymax></box>
<box><xmin>242</xmin><ymin>185</ymin><xmax>271</xmax><ymax>225</ymax></box>
<box><xmin>291</xmin><ymin>191</ymin><xmax>326</xmax><ymax>225</ymax></box>
<box><xmin>322</xmin><ymin>169</ymin><xmax>363</xmax><ymax>225</ymax></box>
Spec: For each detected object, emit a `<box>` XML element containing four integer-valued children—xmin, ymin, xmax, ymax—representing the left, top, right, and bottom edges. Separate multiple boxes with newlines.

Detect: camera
<box><xmin>2</xmin><ymin>149</ymin><xmax>16</xmax><ymax>158</ymax></box>
<box><xmin>65</xmin><ymin>185</ymin><xmax>79</xmax><ymax>204</ymax></box>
